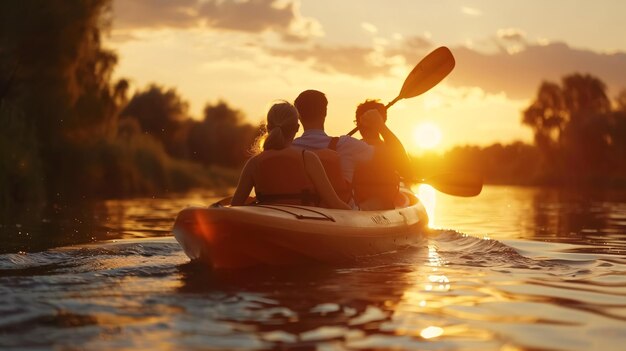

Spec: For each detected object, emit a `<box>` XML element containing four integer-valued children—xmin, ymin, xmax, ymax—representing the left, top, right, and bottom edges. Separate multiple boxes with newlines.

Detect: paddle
<box><xmin>217</xmin><ymin>172</ymin><xmax>482</xmax><ymax>207</ymax></box>
<box><xmin>416</xmin><ymin>172</ymin><xmax>483</xmax><ymax>197</ymax></box>
<box><xmin>347</xmin><ymin>46</ymin><xmax>455</xmax><ymax>136</ymax></box>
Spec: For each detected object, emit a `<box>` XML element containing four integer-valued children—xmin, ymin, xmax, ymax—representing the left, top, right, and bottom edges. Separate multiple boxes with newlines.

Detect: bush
<box><xmin>0</xmin><ymin>101</ymin><xmax>45</xmax><ymax>210</ymax></box>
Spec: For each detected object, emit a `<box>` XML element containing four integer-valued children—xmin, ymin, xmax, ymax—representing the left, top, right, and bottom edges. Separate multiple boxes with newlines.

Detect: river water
<box><xmin>1</xmin><ymin>186</ymin><xmax>625</xmax><ymax>350</ymax></box>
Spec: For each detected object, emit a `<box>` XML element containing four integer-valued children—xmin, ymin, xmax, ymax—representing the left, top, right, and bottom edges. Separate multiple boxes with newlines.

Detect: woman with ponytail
<box><xmin>231</xmin><ymin>102</ymin><xmax>350</xmax><ymax>210</ymax></box>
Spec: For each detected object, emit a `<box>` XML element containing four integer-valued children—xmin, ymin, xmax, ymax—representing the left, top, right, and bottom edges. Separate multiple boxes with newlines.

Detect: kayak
<box><xmin>173</xmin><ymin>191</ymin><xmax>429</xmax><ymax>269</ymax></box>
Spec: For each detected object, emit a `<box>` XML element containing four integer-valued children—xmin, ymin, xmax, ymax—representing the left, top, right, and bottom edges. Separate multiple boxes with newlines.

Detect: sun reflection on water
<box><xmin>391</xmin><ymin>243</ymin><xmax>457</xmax><ymax>341</ymax></box>
<box><xmin>420</xmin><ymin>326</ymin><xmax>444</xmax><ymax>339</ymax></box>
<box><xmin>427</xmin><ymin>245</ymin><xmax>445</xmax><ymax>267</ymax></box>
<box><xmin>417</xmin><ymin>184</ymin><xmax>437</xmax><ymax>228</ymax></box>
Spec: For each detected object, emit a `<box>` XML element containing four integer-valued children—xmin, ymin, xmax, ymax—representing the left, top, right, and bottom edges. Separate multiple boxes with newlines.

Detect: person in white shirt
<box><xmin>292</xmin><ymin>90</ymin><xmax>374</xmax><ymax>183</ymax></box>
<box><xmin>292</xmin><ymin>90</ymin><xmax>409</xmax><ymax>184</ymax></box>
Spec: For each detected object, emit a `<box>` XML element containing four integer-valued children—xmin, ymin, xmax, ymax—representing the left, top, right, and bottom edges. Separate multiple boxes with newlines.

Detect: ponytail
<box><xmin>263</xmin><ymin>126</ymin><xmax>287</xmax><ymax>150</ymax></box>
<box><xmin>261</xmin><ymin>102</ymin><xmax>300</xmax><ymax>151</ymax></box>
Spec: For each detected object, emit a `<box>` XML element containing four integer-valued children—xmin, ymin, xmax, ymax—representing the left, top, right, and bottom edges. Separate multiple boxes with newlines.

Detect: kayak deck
<box><xmin>173</xmin><ymin>195</ymin><xmax>429</xmax><ymax>269</ymax></box>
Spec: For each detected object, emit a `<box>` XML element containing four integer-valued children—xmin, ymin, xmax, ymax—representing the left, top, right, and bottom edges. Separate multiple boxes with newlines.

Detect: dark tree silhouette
<box><xmin>521</xmin><ymin>81</ymin><xmax>570</xmax><ymax>183</ymax></box>
<box><xmin>120</xmin><ymin>87</ymin><xmax>260</xmax><ymax>169</ymax></box>
<box><xmin>0</xmin><ymin>0</ymin><xmax>126</xmax><ymax>204</ymax></box>
<box><xmin>522</xmin><ymin>81</ymin><xmax>566</xmax><ymax>155</ymax></box>
<box><xmin>1</xmin><ymin>1</ymin><xmax>242</xmax><ymax>211</ymax></box>
<box><xmin>562</xmin><ymin>74</ymin><xmax>611</xmax><ymax>116</ymax></box>
<box><xmin>1</xmin><ymin>0</ymin><xmax>121</xmax><ymax>142</ymax></box>
<box><xmin>616</xmin><ymin>89</ymin><xmax>626</xmax><ymax>112</ymax></box>
<box><xmin>188</xmin><ymin>101</ymin><xmax>259</xmax><ymax>168</ymax></box>
<box><xmin>559</xmin><ymin>75</ymin><xmax>611</xmax><ymax>182</ymax></box>
<box><xmin>120</xmin><ymin>84</ymin><xmax>190</xmax><ymax>157</ymax></box>
<box><xmin>522</xmin><ymin>73</ymin><xmax>624</xmax><ymax>185</ymax></box>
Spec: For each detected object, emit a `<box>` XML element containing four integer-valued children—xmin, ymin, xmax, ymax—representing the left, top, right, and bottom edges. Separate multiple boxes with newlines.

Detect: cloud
<box><xmin>461</xmin><ymin>6</ymin><xmax>483</xmax><ymax>16</ymax></box>
<box><xmin>361</xmin><ymin>22</ymin><xmax>378</xmax><ymax>34</ymax></box>
<box><xmin>450</xmin><ymin>42</ymin><xmax>626</xmax><ymax>99</ymax></box>
<box><xmin>112</xmin><ymin>0</ymin><xmax>322</xmax><ymax>42</ymax></box>
<box><xmin>112</xmin><ymin>3</ymin><xmax>626</xmax><ymax>101</ymax></box>
<box><xmin>386</xmin><ymin>35</ymin><xmax>435</xmax><ymax>58</ymax></box>
<box><xmin>497</xmin><ymin>28</ymin><xmax>527</xmax><ymax>43</ymax></box>
<box><xmin>265</xmin><ymin>35</ymin><xmax>435</xmax><ymax>78</ymax></box>
<box><xmin>264</xmin><ymin>32</ymin><xmax>626</xmax><ymax>102</ymax></box>
<box><xmin>199</xmin><ymin>0</ymin><xmax>292</xmax><ymax>32</ymax></box>
<box><xmin>268</xmin><ymin>45</ymin><xmax>391</xmax><ymax>78</ymax></box>
<box><xmin>113</xmin><ymin>0</ymin><xmax>200</xmax><ymax>29</ymax></box>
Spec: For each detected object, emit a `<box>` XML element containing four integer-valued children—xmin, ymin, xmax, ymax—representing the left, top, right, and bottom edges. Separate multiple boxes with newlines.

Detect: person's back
<box><xmin>352</xmin><ymin>153</ymin><xmax>399</xmax><ymax>210</ymax></box>
<box><xmin>292</xmin><ymin>90</ymin><xmax>374</xmax><ymax>185</ymax></box>
<box><xmin>231</xmin><ymin>101</ymin><xmax>350</xmax><ymax>210</ymax></box>
<box><xmin>253</xmin><ymin>148</ymin><xmax>318</xmax><ymax>205</ymax></box>
<box><xmin>351</xmin><ymin>100</ymin><xmax>413</xmax><ymax>210</ymax></box>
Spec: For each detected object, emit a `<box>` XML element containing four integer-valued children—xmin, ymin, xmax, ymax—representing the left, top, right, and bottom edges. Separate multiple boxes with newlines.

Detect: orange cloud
<box><xmin>450</xmin><ymin>42</ymin><xmax>626</xmax><ymax>99</ymax></box>
<box><xmin>265</xmin><ymin>35</ymin><xmax>626</xmax><ymax>100</ymax></box>
<box><xmin>114</xmin><ymin>0</ymin><xmax>199</xmax><ymax>29</ymax></box>
<box><xmin>268</xmin><ymin>45</ymin><xmax>389</xmax><ymax>78</ymax></box>
<box><xmin>265</xmin><ymin>35</ymin><xmax>434</xmax><ymax>78</ymax></box>
<box><xmin>497</xmin><ymin>28</ymin><xmax>527</xmax><ymax>43</ymax></box>
<box><xmin>200</xmin><ymin>0</ymin><xmax>291</xmax><ymax>31</ymax></box>
<box><xmin>113</xmin><ymin>0</ymin><xmax>321</xmax><ymax>42</ymax></box>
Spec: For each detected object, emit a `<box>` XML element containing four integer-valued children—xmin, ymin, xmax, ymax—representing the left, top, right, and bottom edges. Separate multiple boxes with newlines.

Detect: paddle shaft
<box><xmin>223</xmin><ymin>171</ymin><xmax>482</xmax><ymax>207</ymax></box>
<box><xmin>412</xmin><ymin>172</ymin><xmax>483</xmax><ymax>197</ymax></box>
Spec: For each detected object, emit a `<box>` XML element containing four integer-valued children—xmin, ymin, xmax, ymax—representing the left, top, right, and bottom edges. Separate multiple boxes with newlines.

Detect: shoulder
<box><xmin>243</xmin><ymin>154</ymin><xmax>260</xmax><ymax>168</ymax></box>
<box><xmin>336</xmin><ymin>136</ymin><xmax>374</xmax><ymax>162</ymax></box>
<box><xmin>337</xmin><ymin>135</ymin><xmax>373</xmax><ymax>151</ymax></box>
<box><xmin>293</xmin><ymin>132</ymin><xmax>331</xmax><ymax>149</ymax></box>
<box><xmin>302</xmin><ymin>149</ymin><xmax>323</xmax><ymax>163</ymax></box>
<box><xmin>338</xmin><ymin>135</ymin><xmax>366</xmax><ymax>145</ymax></box>
<box><xmin>302</xmin><ymin>148</ymin><xmax>319</xmax><ymax>158</ymax></box>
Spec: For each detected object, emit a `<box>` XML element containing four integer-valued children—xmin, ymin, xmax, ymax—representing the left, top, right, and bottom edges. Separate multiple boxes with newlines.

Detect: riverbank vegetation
<box><xmin>0</xmin><ymin>1</ymin><xmax>257</xmax><ymax>216</ymax></box>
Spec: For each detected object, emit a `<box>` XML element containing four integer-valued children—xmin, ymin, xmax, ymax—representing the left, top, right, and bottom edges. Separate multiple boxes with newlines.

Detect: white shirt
<box><xmin>292</xmin><ymin>129</ymin><xmax>374</xmax><ymax>182</ymax></box>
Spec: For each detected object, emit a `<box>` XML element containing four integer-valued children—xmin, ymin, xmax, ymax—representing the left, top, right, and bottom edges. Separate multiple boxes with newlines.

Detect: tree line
<box><xmin>0</xmin><ymin>1</ymin><xmax>259</xmax><ymax>216</ymax></box>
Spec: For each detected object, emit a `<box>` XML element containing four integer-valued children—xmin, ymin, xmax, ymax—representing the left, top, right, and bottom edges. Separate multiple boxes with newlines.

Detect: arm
<box><xmin>378</xmin><ymin>124</ymin><xmax>413</xmax><ymax>179</ymax></box>
<box><xmin>303</xmin><ymin>151</ymin><xmax>351</xmax><ymax>210</ymax></box>
<box><xmin>231</xmin><ymin>157</ymin><xmax>255</xmax><ymax>206</ymax></box>
<box><xmin>361</xmin><ymin>110</ymin><xmax>413</xmax><ymax>179</ymax></box>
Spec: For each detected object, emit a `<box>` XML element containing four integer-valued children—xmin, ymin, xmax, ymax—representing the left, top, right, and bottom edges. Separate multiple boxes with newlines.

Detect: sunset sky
<box><xmin>108</xmin><ymin>0</ymin><xmax>626</xmax><ymax>154</ymax></box>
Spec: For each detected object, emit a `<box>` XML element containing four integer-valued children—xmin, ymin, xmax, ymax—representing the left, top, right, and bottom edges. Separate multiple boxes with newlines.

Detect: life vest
<box><xmin>254</xmin><ymin>149</ymin><xmax>319</xmax><ymax>205</ymax></box>
<box><xmin>312</xmin><ymin>137</ymin><xmax>353</xmax><ymax>204</ymax></box>
<box><xmin>352</xmin><ymin>149</ymin><xmax>400</xmax><ymax>210</ymax></box>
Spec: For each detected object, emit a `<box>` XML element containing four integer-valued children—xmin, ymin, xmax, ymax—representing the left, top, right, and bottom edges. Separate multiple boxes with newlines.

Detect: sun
<box><xmin>413</xmin><ymin>122</ymin><xmax>442</xmax><ymax>150</ymax></box>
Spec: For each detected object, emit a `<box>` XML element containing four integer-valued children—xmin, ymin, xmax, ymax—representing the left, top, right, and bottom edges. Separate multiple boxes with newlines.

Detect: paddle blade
<box><xmin>348</xmin><ymin>47</ymin><xmax>455</xmax><ymax>135</ymax></box>
<box><xmin>424</xmin><ymin>172</ymin><xmax>483</xmax><ymax>197</ymax></box>
<box><xmin>398</xmin><ymin>46</ymin><xmax>455</xmax><ymax>100</ymax></box>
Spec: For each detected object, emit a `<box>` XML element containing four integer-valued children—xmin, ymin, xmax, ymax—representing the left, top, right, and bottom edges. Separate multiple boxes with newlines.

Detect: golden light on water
<box><xmin>428</xmin><ymin>274</ymin><xmax>451</xmax><ymax>291</ymax></box>
<box><xmin>427</xmin><ymin>245</ymin><xmax>443</xmax><ymax>267</ymax></box>
<box><xmin>420</xmin><ymin>326</ymin><xmax>444</xmax><ymax>339</ymax></box>
<box><xmin>417</xmin><ymin>184</ymin><xmax>436</xmax><ymax>227</ymax></box>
